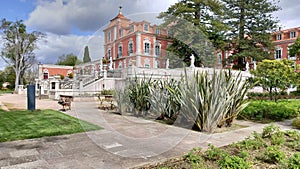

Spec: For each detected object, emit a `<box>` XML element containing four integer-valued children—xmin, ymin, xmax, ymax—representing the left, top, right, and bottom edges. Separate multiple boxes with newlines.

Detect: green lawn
<box><xmin>0</xmin><ymin>109</ymin><xmax>102</xmax><ymax>142</ymax></box>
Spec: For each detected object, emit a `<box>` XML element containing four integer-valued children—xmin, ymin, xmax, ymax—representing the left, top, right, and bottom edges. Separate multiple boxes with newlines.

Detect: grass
<box><xmin>137</xmin><ymin>124</ymin><xmax>300</xmax><ymax>169</ymax></box>
<box><xmin>0</xmin><ymin>89</ymin><xmax>13</xmax><ymax>95</ymax></box>
<box><xmin>0</xmin><ymin>109</ymin><xmax>102</xmax><ymax>142</ymax></box>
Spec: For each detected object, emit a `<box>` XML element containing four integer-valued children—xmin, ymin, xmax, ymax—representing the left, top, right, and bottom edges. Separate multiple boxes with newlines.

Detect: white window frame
<box><xmin>130</xmin><ymin>25</ymin><xmax>134</xmax><ymax>33</ymax></box>
<box><xmin>144</xmin><ymin>58</ymin><xmax>150</xmax><ymax>68</ymax></box>
<box><xmin>118</xmin><ymin>44</ymin><xmax>123</xmax><ymax>58</ymax></box>
<box><xmin>275</xmin><ymin>47</ymin><xmax>282</xmax><ymax>60</ymax></box>
<box><xmin>108</xmin><ymin>31</ymin><xmax>111</xmax><ymax>42</ymax></box>
<box><xmin>128</xmin><ymin>40</ymin><xmax>134</xmax><ymax>55</ymax></box>
<box><xmin>107</xmin><ymin>49</ymin><xmax>111</xmax><ymax>60</ymax></box>
<box><xmin>155</xmin><ymin>28</ymin><xmax>160</xmax><ymax>34</ymax></box>
<box><xmin>144</xmin><ymin>38</ymin><xmax>151</xmax><ymax>55</ymax></box>
<box><xmin>290</xmin><ymin>31</ymin><xmax>296</xmax><ymax>38</ymax></box>
<box><xmin>144</xmin><ymin>23</ymin><xmax>149</xmax><ymax>31</ymax></box>
<box><xmin>218</xmin><ymin>52</ymin><xmax>222</xmax><ymax>64</ymax></box>
<box><xmin>119</xmin><ymin>29</ymin><xmax>123</xmax><ymax>37</ymax></box>
<box><xmin>155</xmin><ymin>42</ymin><xmax>161</xmax><ymax>56</ymax></box>
<box><xmin>276</xmin><ymin>34</ymin><xmax>282</xmax><ymax>40</ymax></box>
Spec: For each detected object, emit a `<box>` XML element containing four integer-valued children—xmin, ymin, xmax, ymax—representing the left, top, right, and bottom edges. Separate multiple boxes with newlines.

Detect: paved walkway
<box><xmin>0</xmin><ymin>94</ymin><xmax>297</xmax><ymax>169</ymax></box>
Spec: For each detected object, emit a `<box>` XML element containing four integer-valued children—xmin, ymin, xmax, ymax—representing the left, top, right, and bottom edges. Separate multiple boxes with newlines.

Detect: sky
<box><xmin>0</xmin><ymin>0</ymin><xmax>299</xmax><ymax>70</ymax></box>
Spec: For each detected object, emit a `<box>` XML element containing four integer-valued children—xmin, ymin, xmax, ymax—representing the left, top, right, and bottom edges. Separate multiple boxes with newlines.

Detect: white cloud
<box><xmin>25</xmin><ymin>0</ymin><xmax>177</xmax><ymax>35</ymax></box>
<box><xmin>35</xmin><ymin>32</ymin><xmax>104</xmax><ymax>64</ymax></box>
<box><xmin>273</xmin><ymin>0</ymin><xmax>300</xmax><ymax>29</ymax></box>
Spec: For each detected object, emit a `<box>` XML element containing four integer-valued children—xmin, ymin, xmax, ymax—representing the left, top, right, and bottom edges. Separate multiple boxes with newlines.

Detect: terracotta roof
<box><xmin>110</xmin><ymin>13</ymin><xmax>127</xmax><ymax>21</ymax></box>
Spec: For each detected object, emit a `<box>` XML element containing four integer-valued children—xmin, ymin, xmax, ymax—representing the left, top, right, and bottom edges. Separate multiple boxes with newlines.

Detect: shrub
<box><xmin>292</xmin><ymin>117</ymin><xmax>300</xmax><ymax>129</ymax></box>
<box><xmin>218</xmin><ymin>154</ymin><xmax>251</xmax><ymax>169</ymax></box>
<box><xmin>239</xmin><ymin>101</ymin><xmax>299</xmax><ymax>121</ymax></box>
<box><xmin>262</xmin><ymin>124</ymin><xmax>280</xmax><ymax>138</ymax></box>
<box><xmin>263</xmin><ymin>146</ymin><xmax>285</xmax><ymax>163</ymax></box>
<box><xmin>286</xmin><ymin>152</ymin><xmax>300</xmax><ymax>168</ymax></box>
<box><xmin>205</xmin><ymin>145</ymin><xmax>226</xmax><ymax>161</ymax></box>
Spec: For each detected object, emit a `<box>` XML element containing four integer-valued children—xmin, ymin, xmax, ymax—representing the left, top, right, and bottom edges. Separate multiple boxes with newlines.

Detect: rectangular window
<box><xmin>290</xmin><ymin>31</ymin><xmax>296</xmax><ymax>38</ymax></box>
<box><xmin>119</xmin><ymin>29</ymin><xmax>123</xmax><ymax>37</ymax></box>
<box><xmin>275</xmin><ymin>49</ymin><xmax>282</xmax><ymax>59</ymax></box>
<box><xmin>155</xmin><ymin>28</ymin><xmax>160</xmax><ymax>34</ymax></box>
<box><xmin>276</xmin><ymin>34</ymin><xmax>282</xmax><ymax>40</ymax></box>
<box><xmin>288</xmin><ymin>46</ymin><xmax>296</xmax><ymax>60</ymax></box>
<box><xmin>218</xmin><ymin>53</ymin><xmax>222</xmax><ymax>64</ymax></box>
<box><xmin>51</xmin><ymin>82</ymin><xmax>55</xmax><ymax>89</ymax></box>
<box><xmin>118</xmin><ymin>46</ymin><xmax>122</xmax><ymax>58</ymax></box>
<box><xmin>144</xmin><ymin>24</ymin><xmax>149</xmax><ymax>31</ymax></box>
<box><xmin>144</xmin><ymin>43</ymin><xmax>150</xmax><ymax>54</ymax></box>
<box><xmin>130</xmin><ymin>25</ymin><xmax>134</xmax><ymax>33</ymax></box>
<box><xmin>155</xmin><ymin>45</ymin><xmax>160</xmax><ymax>56</ymax></box>
<box><xmin>128</xmin><ymin>43</ymin><xmax>133</xmax><ymax>55</ymax></box>
<box><xmin>43</xmin><ymin>73</ymin><xmax>48</xmax><ymax>79</ymax></box>
<box><xmin>108</xmin><ymin>32</ymin><xmax>111</xmax><ymax>42</ymax></box>
<box><xmin>108</xmin><ymin>50</ymin><xmax>111</xmax><ymax>60</ymax></box>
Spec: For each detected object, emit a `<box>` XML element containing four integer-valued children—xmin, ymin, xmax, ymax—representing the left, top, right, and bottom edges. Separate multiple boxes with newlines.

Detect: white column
<box><xmin>136</xmin><ymin>32</ymin><xmax>141</xmax><ymax>67</ymax></box>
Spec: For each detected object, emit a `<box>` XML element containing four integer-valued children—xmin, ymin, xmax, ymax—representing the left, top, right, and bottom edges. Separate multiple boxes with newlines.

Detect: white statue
<box><xmin>253</xmin><ymin>61</ymin><xmax>257</xmax><ymax>70</ymax></box>
<box><xmin>245</xmin><ymin>62</ymin><xmax>249</xmax><ymax>72</ymax></box>
<box><xmin>190</xmin><ymin>54</ymin><xmax>195</xmax><ymax>68</ymax></box>
<box><xmin>124</xmin><ymin>60</ymin><xmax>126</xmax><ymax>68</ymax></box>
<box><xmin>154</xmin><ymin>59</ymin><xmax>158</xmax><ymax>68</ymax></box>
<box><xmin>166</xmin><ymin>59</ymin><xmax>169</xmax><ymax>69</ymax></box>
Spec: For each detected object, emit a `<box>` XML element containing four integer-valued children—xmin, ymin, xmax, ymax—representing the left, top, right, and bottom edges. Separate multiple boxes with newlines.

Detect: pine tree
<box><xmin>83</xmin><ymin>46</ymin><xmax>91</xmax><ymax>63</ymax></box>
<box><xmin>158</xmin><ymin>0</ymin><xmax>228</xmax><ymax>67</ymax></box>
<box><xmin>223</xmin><ymin>0</ymin><xmax>280</xmax><ymax>67</ymax></box>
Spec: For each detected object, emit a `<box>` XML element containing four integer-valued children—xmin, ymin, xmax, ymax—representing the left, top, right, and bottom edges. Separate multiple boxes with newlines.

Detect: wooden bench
<box><xmin>98</xmin><ymin>95</ymin><xmax>116</xmax><ymax>110</ymax></box>
<box><xmin>58</xmin><ymin>95</ymin><xmax>72</xmax><ymax>111</ymax></box>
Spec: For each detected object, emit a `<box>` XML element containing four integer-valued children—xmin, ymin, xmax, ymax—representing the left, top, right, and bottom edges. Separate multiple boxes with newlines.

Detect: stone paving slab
<box><xmin>0</xmin><ymin>94</ymin><xmax>298</xmax><ymax>168</ymax></box>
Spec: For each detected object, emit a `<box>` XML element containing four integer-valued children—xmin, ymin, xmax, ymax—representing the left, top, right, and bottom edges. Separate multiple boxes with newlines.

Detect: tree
<box><xmin>56</xmin><ymin>53</ymin><xmax>82</xmax><ymax>66</ymax></box>
<box><xmin>289</xmin><ymin>36</ymin><xmax>300</xmax><ymax>57</ymax></box>
<box><xmin>0</xmin><ymin>19</ymin><xmax>44</xmax><ymax>93</ymax></box>
<box><xmin>83</xmin><ymin>46</ymin><xmax>91</xmax><ymax>63</ymax></box>
<box><xmin>223</xmin><ymin>0</ymin><xmax>280</xmax><ymax>66</ymax></box>
<box><xmin>158</xmin><ymin>0</ymin><xmax>228</xmax><ymax>67</ymax></box>
<box><xmin>251</xmin><ymin>59</ymin><xmax>298</xmax><ymax>101</ymax></box>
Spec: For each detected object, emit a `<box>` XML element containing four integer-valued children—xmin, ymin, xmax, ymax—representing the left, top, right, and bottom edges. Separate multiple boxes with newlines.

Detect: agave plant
<box><xmin>177</xmin><ymin>69</ymin><xmax>250</xmax><ymax>133</ymax></box>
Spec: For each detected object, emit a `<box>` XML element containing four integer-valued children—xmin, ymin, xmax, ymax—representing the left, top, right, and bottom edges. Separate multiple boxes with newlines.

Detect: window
<box><xmin>118</xmin><ymin>45</ymin><xmax>123</xmax><ymax>58</ymax></box>
<box><xmin>155</xmin><ymin>44</ymin><xmax>160</xmax><ymax>56</ymax></box>
<box><xmin>128</xmin><ymin>41</ymin><xmax>133</xmax><ymax>55</ymax></box>
<box><xmin>144</xmin><ymin>59</ymin><xmax>150</xmax><ymax>68</ymax></box>
<box><xmin>130</xmin><ymin>25</ymin><xmax>134</xmax><ymax>33</ymax></box>
<box><xmin>275</xmin><ymin>48</ymin><xmax>282</xmax><ymax>59</ymax></box>
<box><xmin>144</xmin><ymin>42</ymin><xmax>150</xmax><ymax>54</ymax></box>
<box><xmin>51</xmin><ymin>82</ymin><xmax>55</xmax><ymax>89</ymax></box>
<box><xmin>119</xmin><ymin>29</ymin><xmax>123</xmax><ymax>37</ymax></box>
<box><xmin>43</xmin><ymin>69</ymin><xmax>49</xmax><ymax>79</ymax></box>
<box><xmin>144</xmin><ymin>24</ymin><xmax>149</xmax><ymax>31</ymax></box>
<box><xmin>167</xmin><ymin>30</ymin><xmax>173</xmax><ymax>37</ymax></box>
<box><xmin>108</xmin><ymin>49</ymin><xmax>111</xmax><ymax>60</ymax></box>
<box><xmin>288</xmin><ymin>46</ymin><xmax>296</xmax><ymax>60</ymax></box>
<box><xmin>290</xmin><ymin>31</ymin><xmax>296</xmax><ymax>38</ymax></box>
<box><xmin>108</xmin><ymin>32</ymin><xmax>111</xmax><ymax>42</ymax></box>
<box><xmin>276</xmin><ymin>34</ymin><xmax>282</xmax><ymax>40</ymax></box>
<box><xmin>155</xmin><ymin>28</ymin><xmax>160</xmax><ymax>34</ymax></box>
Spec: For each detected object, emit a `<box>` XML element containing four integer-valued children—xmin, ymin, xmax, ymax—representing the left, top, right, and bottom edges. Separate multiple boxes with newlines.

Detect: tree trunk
<box><xmin>14</xmin><ymin>70</ymin><xmax>20</xmax><ymax>94</ymax></box>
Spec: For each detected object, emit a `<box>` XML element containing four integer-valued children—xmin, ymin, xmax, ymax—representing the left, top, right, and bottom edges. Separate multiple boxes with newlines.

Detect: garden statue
<box><xmin>166</xmin><ymin>59</ymin><xmax>169</xmax><ymax>69</ymax></box>
<box><xmin>246</xmin><ymin>62</ymin><xmax>250</xmax><ymax>71</ymax></box>
<box><xmin>109</xmin><ymin>56</ymin><xmax>113</xmax><ymax>70</ymax></box>
<box><xmin>190</xmin><ymin>54</ymin><xmax>195</xmax><ymax>68</ymax></box>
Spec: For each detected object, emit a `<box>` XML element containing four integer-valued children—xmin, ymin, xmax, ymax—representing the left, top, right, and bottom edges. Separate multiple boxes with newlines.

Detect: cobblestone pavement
<box><xmin>0</xmin><ymin>94</ymin><xmax>297</xmax><ymax>168</ymax></box>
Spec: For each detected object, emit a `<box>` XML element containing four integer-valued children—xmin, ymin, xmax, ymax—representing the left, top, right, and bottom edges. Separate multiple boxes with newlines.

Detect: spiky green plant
<box><xmin>177</xmin><ymin>69</ymin><xmax>250</xmax><ymax>132</ymax></box>
<box><xmin>128</xmin><ymin>76</ymin><xmax>152</xmax><ymax>116</ymax></box>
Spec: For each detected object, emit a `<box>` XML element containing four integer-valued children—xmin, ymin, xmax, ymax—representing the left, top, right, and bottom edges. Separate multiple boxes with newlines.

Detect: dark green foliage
<box><xmin>56</xmin><ymin>53</ymin><xmax>82</xmax><ymax>66</ymax></box>
<box><xmin>289</xmin><ymin>36</ymin><xmax>300</xmax><ymax>57</ymax></box>
<box><xmin>158</xmin><ymin>0</ymin><xmax>227</xmax><ymax>67</ymax></box>
<box><xmin>223</xmin><ymin>0</ymin><xmax>280</xmax><ymax>65</ymax></box>
<box><xmin>239</xmin><ymin>100</ymin><xmax>299</xmax><ymax>121</ymax></box>
<box><xmin>286</xmin><ymin>152</ymin><xmax>300</xmax><ymax>168</ymax></box>
<box><xmin>83</xmin><ymin>46</ymin><xmax>91</xmax><ymax>63</ymax></box>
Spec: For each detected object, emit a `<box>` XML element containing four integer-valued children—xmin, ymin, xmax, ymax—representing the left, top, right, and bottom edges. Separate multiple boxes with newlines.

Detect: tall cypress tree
<box><xmin>158</xmin><ymin>0</ymin><xmax>228</xmax><ymax>67</ymax></box>
<box><xmin>83</xmin><ymin>46</ymin><xmax>91</xmax><ymax>63</ymax></box>
<box><xmin>223</xmin><ymin>0</ymin><xmax>280</xmax><ymax>67</ymax></box>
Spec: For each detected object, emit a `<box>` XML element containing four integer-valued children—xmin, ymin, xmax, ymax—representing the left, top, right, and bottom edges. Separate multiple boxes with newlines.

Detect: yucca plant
<box><xmin>149</xmin><ymin>79</ymin><xmax>181</xmax><ymax>121</ymax></box>
<box><xmin>177</xmin><ymin>69</ymin><xmax>250</xmax><ymax>132</ymax></box>
<box><xmin>128</xmin><ymin>76</ymin><xmax>152</xmax><ymax>116</ymax></box>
